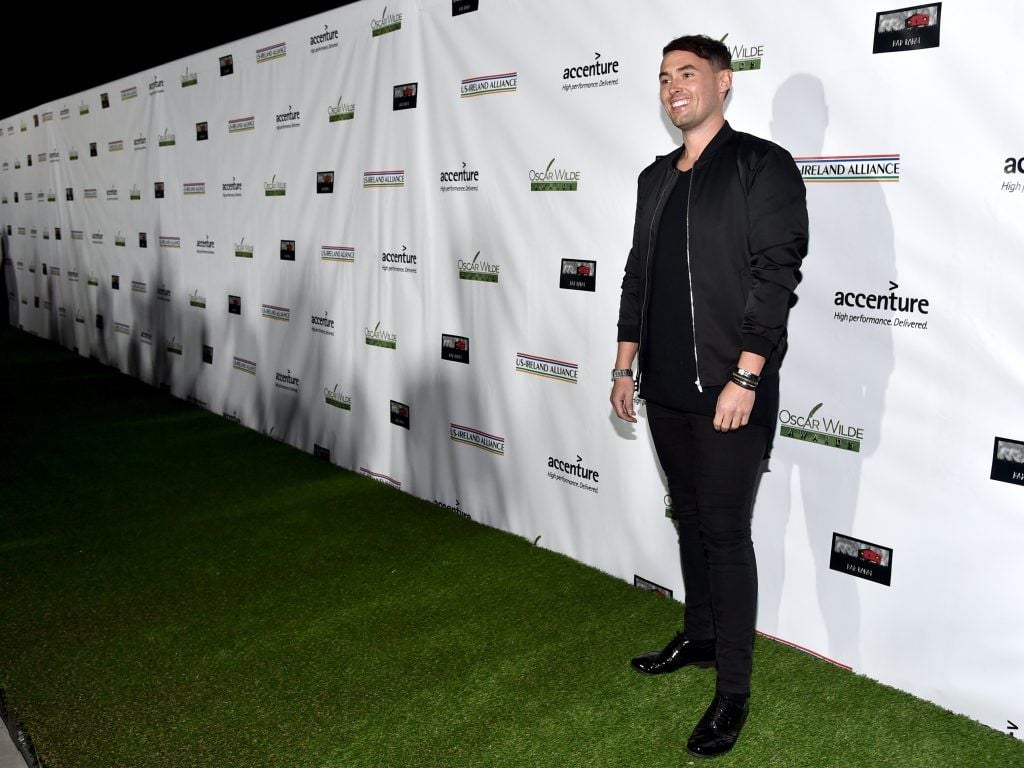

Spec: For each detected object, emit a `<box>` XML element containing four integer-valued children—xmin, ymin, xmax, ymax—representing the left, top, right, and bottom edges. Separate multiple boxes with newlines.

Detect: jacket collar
<box><xmin>665</xmin><ymin>120</ymin><xmax>735</xmax><ymax>168</ymax></box>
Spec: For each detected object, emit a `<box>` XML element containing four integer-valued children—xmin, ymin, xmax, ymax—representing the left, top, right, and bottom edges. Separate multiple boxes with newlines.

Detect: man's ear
<box><xmin>718</xmin><ymin>67</ymin><xmax>733</xmax><ymax>99</ymax></box>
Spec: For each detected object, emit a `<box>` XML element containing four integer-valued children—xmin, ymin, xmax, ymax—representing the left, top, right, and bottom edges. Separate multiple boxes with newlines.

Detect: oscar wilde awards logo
<box><xmin>795</xmin><ymin>154</ymin><xmax>900</xmax><ymax>182</ymax></box>
<box><xmin>442</xmin><ymin>333</ymin><xmax>469</xmax><ymax>363</ymax></box>
<box><xmin>229</xmin><ymin>295</ymin><xmax>242</xmax><ymax>315</ymax></box>
<box><xmin>561</xmin><ymin>53</ymin><xmax>619</xmax><ymax>92</ymax></box>
<box><xmin>393</xmin><ymin>83</ymin><xmax>417</xmax><ymax>110</ymax></box>
<box><xmin>530</xmin><ymin>158</ymin><xmax>580</xmax><ymax>191</ymax></box>
<box><xmin>220</xmin><ymin>55</ymin><xmax>234</xmax><ymax>76</ymax></box>
<box><xmin>991</xmin><ymin>437</ymin><xmax>1024</xmax><ymax>487</ymax></box>
<box><xmin>359</xmin><ymin>467</ymin><xmax>402</xmax><ymax>490</ymax></box>
<box><xmin>873</xmin><ymin>4</ymin><xmax>941</xmax><ymax>53</ymax></box>
<box><xmin>833</xmin><ymin>280</ymin><xmax>930</xmax><ymax>330</ymax></box>
<box><xmin>778</xmin><ymin>402</ymin><xmax>864</xmax><ymax>452</ymax></box>
<box><xmin>280</xmin><ymin>240</ymin><xmax>296</xmax><ymax>261</ymax></box>
<box><xmin>264</xmin><ymin>175</ymin><xmax>287</xmax><ymax>197</ymax></box>
<box><xmin>328</xmin><ymin>97</ymin><xmax>356</xmax><ymax>123</ymax></box>
<box><xmin>515</xmin><ymin>353</ymin><xmax>578</xmax><ymax>383</ymax></box>
<box><xmin>1002</xmin><ymin>155</ymin><xmax>1024</xmax><ymax>197</ymax></box>
<box><xmin>560</xmin><ymin>259</ymin><xmax>596</xmax><ymax>291</ymax></box>
<box><xmin>371</xmin><ymin>6</ymin><xmax>402</xmax><ymax>37</ymax></box>
<box><xmin>203</xmin><ymin>346</ymin><xmax>214</xmax><ymax>364</ymax></box>
<box><xmin>450</xmin><ymin>423</ymin><xmax>505</xmax><ymax>456</ymax></box>
<box><xmin>829</xmin><ymin>532</ymin><xmax>893</xmax><ymax>586</ymax></box>
<box><xmin>324</xmin><ymin>384</ymin><xmax>352</xmax><ymax>411</ymax></box>
<box><xmin>382</xmin><ymin>245</ymin><xmax>417</xmax><ymax>273</ymax></box>
<box><xmin>366</xmin><ymin>321</ymin><xmax>398</xmax><ymax>349</ymax></box>
<box><xmin>546</xmin><ymin>453</ymin><xmax>599</xmax><ymax>493</ymax></box>
<box><xmin>457</xmin><ymin>251</ymin><xmax>498</xmax><ymax>282</ymax></box>
<box><xmin>461</xmin><ymin>72</ymin><xmax>518</xmax><ymax>98</ymax></box>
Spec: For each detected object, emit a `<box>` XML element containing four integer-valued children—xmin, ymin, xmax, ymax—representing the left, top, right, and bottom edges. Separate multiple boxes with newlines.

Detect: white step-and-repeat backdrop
<box><xmin>3</xmin><ymin>0</ymin><xmax>1022</xmax><ymax>733</ymax></box>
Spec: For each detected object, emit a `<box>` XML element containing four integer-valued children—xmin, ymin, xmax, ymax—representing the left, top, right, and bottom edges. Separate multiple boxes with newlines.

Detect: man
<box><xmin>610</xmin><ymin>35</ymin><xmax>807</xmax><ymax>758</ymax></box>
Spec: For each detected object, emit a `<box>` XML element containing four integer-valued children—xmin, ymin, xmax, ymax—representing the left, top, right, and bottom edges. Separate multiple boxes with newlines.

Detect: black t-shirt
<box><xmin>640</xmin><ymin>168</ymin><xmax>778</xmax><ymax>430</ymax></box>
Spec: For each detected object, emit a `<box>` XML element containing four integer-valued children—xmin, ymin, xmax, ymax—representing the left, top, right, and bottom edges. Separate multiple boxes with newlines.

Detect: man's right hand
<box><xmin>610</xmin><ymin>377</ymin><xmax>637</xmax><ymax>422</ymax></box>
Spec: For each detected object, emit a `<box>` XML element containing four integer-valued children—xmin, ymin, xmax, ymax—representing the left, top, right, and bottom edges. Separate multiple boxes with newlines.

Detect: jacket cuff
<box><xmin>617</xmin><ymin>325</ymin><xmax>640</xmax><ymax>343</ymax></box>
<box><xmin>741</xmin><ymin>332</ymin><xmax>775</xmax><ymax>359</ymax></box>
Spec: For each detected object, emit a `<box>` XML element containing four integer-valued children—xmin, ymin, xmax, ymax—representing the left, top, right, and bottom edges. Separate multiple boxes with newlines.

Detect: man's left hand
<box><xmin>714</xmin><ymin>381</ymin><xmax>755</xmax><ymax>431</ymax></box>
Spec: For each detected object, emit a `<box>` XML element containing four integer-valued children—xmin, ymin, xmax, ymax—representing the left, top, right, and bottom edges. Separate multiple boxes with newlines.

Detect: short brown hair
<box><xmin>663</xmin><ymin>35</ymin><xmax>732</xmax><ymax>72</ymax></box>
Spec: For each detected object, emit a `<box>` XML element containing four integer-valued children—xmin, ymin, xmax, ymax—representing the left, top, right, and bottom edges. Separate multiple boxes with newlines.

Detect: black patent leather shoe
<box><xmin>630</xmin><ymin>633</ymin><xmax>716</xmax><ymax>675</ymax></box>
<box><xmin>686</xmin><ymin>694</ymin><xmax>749</xmax><ymax>758</ymax></box>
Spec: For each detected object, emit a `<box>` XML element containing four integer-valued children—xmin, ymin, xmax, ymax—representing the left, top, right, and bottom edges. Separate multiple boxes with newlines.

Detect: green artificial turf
<box><xmin>1</xmin><ymin>324</ymin><xmax>1022</xmax><ymax>767</ymax></box>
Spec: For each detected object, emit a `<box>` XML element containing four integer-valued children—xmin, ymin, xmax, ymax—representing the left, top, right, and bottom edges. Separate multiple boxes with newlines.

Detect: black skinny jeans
<box><xmin>646</xmin><ymin>401</ymin><xmax>769</xmax><ymax>697</ymax></box>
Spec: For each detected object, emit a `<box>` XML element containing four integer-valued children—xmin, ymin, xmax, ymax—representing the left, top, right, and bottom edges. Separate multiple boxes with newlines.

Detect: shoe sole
<box><xmin>629</xmin><ymin>660</ymin><xmax>716</xmax><ymax>675</ymax></box>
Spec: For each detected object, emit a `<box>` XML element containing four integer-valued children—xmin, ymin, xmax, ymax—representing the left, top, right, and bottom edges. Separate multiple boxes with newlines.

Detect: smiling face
<box><xmin>659</xmin><ymin>50</ymin><xmax>732</xmax><ymax>133</ymax></box>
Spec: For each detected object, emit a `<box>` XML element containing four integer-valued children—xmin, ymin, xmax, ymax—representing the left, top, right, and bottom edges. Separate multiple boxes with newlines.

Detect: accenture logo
<box><xmin>311</xmin><ymin>311</ymin><xmax>335</xmax><ymax>336</ymax></box>
<box><xmin>561</xmin><ymin>52</ymin><xmax>620</xmax><ymax>92</ymax></box>
<box><xmin>461</xmin><ymin>72</ymin><xmax>517</xmax><ymax>98</ymax></box>
<box><xmin>275</xmin><ymin>369</ymin><xmax>300</xmax><ymax>392</ymax></box>
<box><xmin>795</xmin><ymin>154</ymin><xmax>900</xmax><ymax>182</ymax></box>
<box><xmin>275</xmin><ymin>106</ymin><xmax>301</xmax><ymax>130</ymax></box>
<box><xmin>310</xmin><ymin>24</ymin><xmax>340</xmax><ymax>53</ymax></box>
<box><xmin>450</xmin><ymin>423</ymin><xmax>505</xmax><ymax>456</ymax></box>
<box><xmin>833</xmin><ymin>280</ymin><xmax>930</xmax><ymax>330</ymax></box>
<box><xmin>223</xmin><ymin>178</ymin><xmax>243</xmax><ymax>198</ymax></box>
<box><xmin>547</xmin><ymin>454</ymin><xmax>599</xmax><ymax>493</ymax></box>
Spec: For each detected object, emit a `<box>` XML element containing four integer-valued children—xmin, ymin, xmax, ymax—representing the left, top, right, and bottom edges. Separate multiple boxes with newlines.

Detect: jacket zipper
<box><xmin>684</xmin><ymin>165</ymin><xmax>703</xmax><ymax>392</ymax></box>
<box><xmin>636</xmin><ymin>171</ymin><xmax>675</xmax><ymax>390</ymax></box>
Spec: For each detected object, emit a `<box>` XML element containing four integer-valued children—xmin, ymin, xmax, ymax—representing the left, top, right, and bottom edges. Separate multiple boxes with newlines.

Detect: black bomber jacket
<box><xmin>617</xmin><ymin>121</ymin><xmax>809</xmax><ymax>389</ymax></box>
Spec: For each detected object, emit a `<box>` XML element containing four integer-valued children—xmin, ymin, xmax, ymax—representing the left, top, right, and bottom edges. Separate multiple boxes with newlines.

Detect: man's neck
<box><xmin>676</xmin><ymin>117</ymin><xmax>726</xmax><ymax>171</ymax></box>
